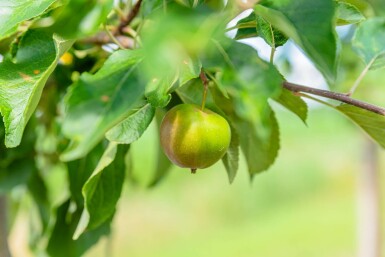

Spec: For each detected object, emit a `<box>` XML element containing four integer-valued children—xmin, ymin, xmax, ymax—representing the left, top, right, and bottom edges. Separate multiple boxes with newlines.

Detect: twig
<box><xmin>104</xmin><ymin>24</ymin><xmax>126</xmax><ymax>50</ymax></box>
<box><xmin>0</xmin><ymin>196</ymin><xmax>11</xmax><ymax>257</ymax></box>
<box><xmin>283</xmin><ymin>81</ymin><xmax>385</xmax><ymax>116</ymax></box>
<box><xmin>347</xmin><ymin>57</ymin><xmax>376</xmax><ymax>96</ymax></box>
<box><xmin>199</xmin><ymin>69</ymin><xmax>209</xmax><ymax>110</ymax></box>
<box><xmin>117</xmin><ymin>0</ymin><xmax>143</xmax><ymax>34</ymax></box>
<box><xmin>80</xmin><ymin>33</ymin><xmax>134</xmax><ymax>49</ymax></box>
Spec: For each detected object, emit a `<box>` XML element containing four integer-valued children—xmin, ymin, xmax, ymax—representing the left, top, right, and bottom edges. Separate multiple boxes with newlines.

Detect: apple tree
<box><xmin>0</xmin><ymin>0</ymin><xmax>385</xmax><ymax>256</ymax></box>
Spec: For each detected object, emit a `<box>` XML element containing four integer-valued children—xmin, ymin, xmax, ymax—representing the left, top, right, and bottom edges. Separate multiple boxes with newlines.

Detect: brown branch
<box><xmin>80</xmin><ymin>33</ymin><xmax>134</xmax><ymax>49</ymax></box>
<box><xmin>283</xmin><ymin>81</ymin><xmax>385</xmax><ymax>116</ymax></box>
<box><xmin>117</xmin><ymin>0</ymin><xmax>143</xmax><ymax>34</ymax></box>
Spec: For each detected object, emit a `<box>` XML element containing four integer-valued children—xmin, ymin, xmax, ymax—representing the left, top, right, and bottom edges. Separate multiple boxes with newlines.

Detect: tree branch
<box><xmin>117</xmin><ymin>0</ymin><xmax>143</xmax><ymax>34</ymax></box>
<box><xmin>283</xmin><ymin>81</ymin><xmax>385</xmax><ymax>116</ymax></box>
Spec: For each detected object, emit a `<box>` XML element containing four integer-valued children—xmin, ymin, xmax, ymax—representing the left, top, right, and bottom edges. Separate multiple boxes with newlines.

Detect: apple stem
<box><xmin>191</xmin><ymin>168</ymin><xmax>197</xmax><ymax>174</ymax></box>
<box><xmin>199</xmin><ymin>69</ymin><xmax>209</xmax><ymax>110</ymax></box>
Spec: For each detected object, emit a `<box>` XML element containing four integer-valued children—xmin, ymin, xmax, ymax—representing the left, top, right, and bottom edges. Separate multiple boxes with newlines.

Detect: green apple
<box><xmin>160</xmin><ymin>104</ymin><xmax>231</xmax><ymax>172</ymax></box>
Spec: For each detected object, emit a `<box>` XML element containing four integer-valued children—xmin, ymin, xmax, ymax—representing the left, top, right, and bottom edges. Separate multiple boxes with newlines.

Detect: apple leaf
<box><xmin>255</xmin><ymin>0</ymin><xmax>337</xmax><ymax>84</ymax></box>
<box><xmin>73</xmin><ymin>142</ymin><xmax>129</xmax><ymax>239</ymax></box>
<box><xmin>47</xmin><ymin>199</ymin><xmax>111</xmax><ymax>257</ymax></box>
<box><xmin>51</xmin><ymin>0</ymin><xmax>113</xmax><ymax>39</ymax></box>
<box><xmin>336</xmin><ymin>104</ymin><xmax>385</xmax><ymax>148</ymax></box>
<box><xmin>0</xmin><ymin>29</ymin><xmax>73</xmax><ymax>148</ymax></box>
<box><xmin>0</xmin><ymin>0</ymin><xmax>57</xmax><ymax>40</ymax></box>
<box><xmin>61</xmin><ymin>50</ymin><xmax>144</xmax><ymax>161</ymax></box>
<box><xmin>352</xmin><ymin>17</ymin><xmax>385</xmax><ymax>70</ymax></box>
<box><xmin>336</xmin><ymin>1</ymin><xmax>365</xmax><ymax>26</ymax></box>
<box><xmin>273</xmin><ymin>88</ymin><xmax>308</xmax><ymax>124</ymax></box>
<box><xmin>149</xmin><ymin>109</ymin><xmax>173</xmax><ymax>187</ymax></box>
<box><xmin>234</xmin><ymin>11</ymin><xmax>288</xmax><ymax>48</ymax></box>
<box><xmin>106</xmin><ymin>104</ymin><xmax>155</xmax><ymax>144</ymax></box>
<box><xmin>222</xmin><ymin>127</ymin><xmax>239</xmax><ymax>183</ymax></box>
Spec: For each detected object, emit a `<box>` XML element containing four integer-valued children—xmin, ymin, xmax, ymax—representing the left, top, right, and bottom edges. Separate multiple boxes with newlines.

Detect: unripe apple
<box><xmin>160</xmin><ymin>104</ymin><xmax>231</xmax><ymax>172</ymax></box>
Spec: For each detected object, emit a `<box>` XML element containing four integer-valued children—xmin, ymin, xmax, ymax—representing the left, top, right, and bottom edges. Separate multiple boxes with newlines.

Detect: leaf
<box><xmin>210</xmin><ymin>84</ymin><xmax>280</xmax><ymax>176</ymax></box>
<box><xmin>106</xmin><ymin>104</ymin><xmax>155</xmax><ymax>144</ymax></box>
<box><xmin>352</xmin><ymin>17</ymin><xmax>385</xmax><ymax>70</ymax></box>
<box><xmin>141</xmin><ymin>4</ymin><xmax>224</xmax><ymax>103</ymax></box>
<box><xmin>73</xmin><ymin>142</ymin><xmax>128</xmax><ymax>239</ymax></box>
<box><xmin>336</xmin><ymin>1</ymin><xmax>365</xmax><ymax>26</ymax></box>
<box><xmin>234</xmin><ymin>11</ymin><xmax>288</xmax><ymax>47</ymax></box>
<box><xmin>220</xmin><ymin>42</ymin><xmax>283</xmax><ymax>133</ymax></box>
<box><xmin>234</xmin><ymin>12</ymin><xmax>258</xmax><ymax>40</ymax></box>
<box><xmin>61</xmin><ymin>50</ymin><xmax>144</xmax><ymax>161</ymax></box>
<box><xmin>145</xmin><ymin>74</ymin><xmax>177</xmax><ymax>108</ymax></box>
<box><xmin>273</xmin><ymin>88</ymin><xmax>307</xmax><ymax>124</ymax></box>
<box><xmin>255</xmin><ymin>15</ymin><xmax>288</xmax><ymax>48</ymax></box>
<box><xmin>47</xmin><ymin>199</ymin><xmax>111</xmax><ymax>257</ymax></box>
<box><xmin>237</xmin><ymin>108</ymin><xmax>280</xmax><ymax>176</ymax></box>
<box><xmin>255</xmin><ymin>0</ymin><xmax>337</xmax><ymax>83</ymax></box>
<box><xmin>148</xmin><ymin>109</ymin><xmax>172</xmax><ymax>187</ymax></box>
<box><xmin>336</xmin><ymin>104</ymin><xmax>385</xmax><ymax>148</ymax></box>
<box><xmin>144</xmin><ymin>57</ymin><xmax>201</xmax><ymax>108</ymax></box>
<box><xmin>221</xmin><ymin>127</ymin><xmax>239</xmax><ymax>183</ymax></box>
<box><xmin>67</xmin><ymin>143</ymin><xmax>106</xmax><ymax>207</ymax></box>
<box><xmin>51</xmin><ymin>0</ymin><xmax>113</xmax><ymax>39</ymax></box>
<box><xmin>0</xmin><ymin>30</ymin><xmax>73</xmax><ymax>147</ymax></box>
<box><xmin>0</xmin><ymin>158</ymin><xmax>34</xmax><ymax>193</ymax></box>
<box><xmin>179</xmin><ymin>57</ymin><xmax>202</xmax><ymax>87</ymax></box>
<box><xmin>0</xmin><ymin>0</ymin><xmax>57</xmax><ymax>40</ymax></box>
<box><xmin>27</xmin><ymin>168</ymin><xmax>50</xmax><ymax>233</ymax></box>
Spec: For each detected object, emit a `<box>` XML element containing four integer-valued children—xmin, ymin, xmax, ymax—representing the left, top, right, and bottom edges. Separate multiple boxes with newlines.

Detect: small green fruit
<box><xmin>160</xmin><ymin>104</ymin><xmax>231</xmax><ymax>172</ymax></box>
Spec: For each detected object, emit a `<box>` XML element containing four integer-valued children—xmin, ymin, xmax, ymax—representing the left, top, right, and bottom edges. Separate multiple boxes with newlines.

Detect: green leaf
<box><xmin>73</xmin><ymin>142</ymin><xmax>128</xmax><ymax>239</ymax></box>
<box><xmin>220</xmin><ymin>42</ymin><xmax>283</xmax><ymax>132</ymax></box>
<box><xmin>255</xmin><ymin>15</ymin><xmax>288</xmax><ymax>48</ymax></box>
<box><xmin>106</xmin><ymin>104</ymin><xmax>155</xmax><ymax>144</ymax></box>
<box><xmin>210</xmin><ymin>84</ymin><xmax>280</xmax><ymax>176</ymax></box>
<box><xmin>145</xmin><ymin>74</ymin><xmax>177</xmax><ymax>108</ymax></box>
<box><xmin>51</xmin><ymin>0</ymin><xmax>113</xmax><ymax>39</ymax></box>
<box><xmin>336</xmin><ymin>104</ymin><xmax>385</xmax><ymax>148</ymax></box>
<box><xmin>0</xmin><ymin>158</ymin><xmax>34</xmax><ymax>193</ymax></box>
<box><xmin>179</xmin><ymin>57</ymin><xmax>202</xmax><ymax>86</ymax></box>
<box><xmin>221</xmin><ymin>127</ymin><xmax>239</xmax><ymax>183</ymax></box>
<box><xmin>352</xmin><ymin>17</ymin><xmax>385</xmax><ymax>70</ymax></box>
<box><xmin>234</xmin><ymin>12</ymin><xmax>258</xmax><ymax>40</ymax></box>
<box><xmin>61</xmin><ymin>50</ymin><xmax>144</xmax><ymax>161</ymax></box>
<box><xmin>47</xmin><ymin>199</ymin><xmax>110</xmax><ymax>257</ymax></box>
<box><xmin>144</xmin><ymin>57</ymin><xmax>201</xmax><ymax>108</ymax></box>
<box><xmin>255</xmin><ymin>0</ymin><xmax>337</xmax><ymax>83</ymax></box>
<box><xmin>273</xmin><ymin>88</ymin><xmax>307</xmax><ymax>123</ymax></box>
<box><xmin>27</xmin><ymin>168</ymin><xmax>50</xmax><ymax>232</ymax></box>
<box><xmin>148</xmin><ymin>109</ymin><xmax>172</xmax><ymax>187</ymax></box>
<box><xmin>336</xmin><ymin>1</ymin><xmax>365</xmax><ymax>26</ymax></box>
<box><xmin>237</xmin><ymin>108</ymin><xmax>280</xmax><ymax>176</ymax></box>
<box><xmin>0</xmin><ymin>0</ymin><xmax>57</xmax><ymax>40</ymax></box>
<box><xmin>67</xmin><ymin>143</ymin><xmax>106</xmax><ymax>207</ymax></box>
<box><xmin>0</xmin><ymin>30</ymin><xmax>73</xmax><ymax>147</ymax></box>
<box><xmin>234</xmin><ymin>12</ymin><xmax>288</xmax><ymax>47</ymax></box>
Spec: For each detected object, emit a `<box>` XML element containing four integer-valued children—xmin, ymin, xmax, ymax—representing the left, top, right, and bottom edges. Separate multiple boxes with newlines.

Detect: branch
<box><xmin>117</xmin><ymin>0</ymin><xmax>143</xmax><ymax>34</ymax></box>
<box><xmin>80</xmin><ymin>33</ymin><xmax>134</xmax><ymax>49</ymax></box>
<box><xmin>283</xmin><ymin>81</ymin><xmax>385</xmax><ymax>116</ymax></box>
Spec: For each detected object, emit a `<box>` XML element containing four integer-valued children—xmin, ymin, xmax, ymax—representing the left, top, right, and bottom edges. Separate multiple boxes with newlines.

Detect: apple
<box><xmin>160</xmin><ymin>104</ymin><xmax>231</xmax><ymax>173</ymax></box>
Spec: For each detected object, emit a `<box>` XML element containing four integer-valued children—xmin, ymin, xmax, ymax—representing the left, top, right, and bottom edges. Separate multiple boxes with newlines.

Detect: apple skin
<box><xmin>160</xmin><ymin>104</ymin><xmax>231</xmax><ymax>170</ymax></box>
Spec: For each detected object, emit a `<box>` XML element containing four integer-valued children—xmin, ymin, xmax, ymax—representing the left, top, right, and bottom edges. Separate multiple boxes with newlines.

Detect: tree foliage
<box><xmin>1</xmin><ymin>0</ymin><xmax>385</xmax><ymax>256</ymax></box>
